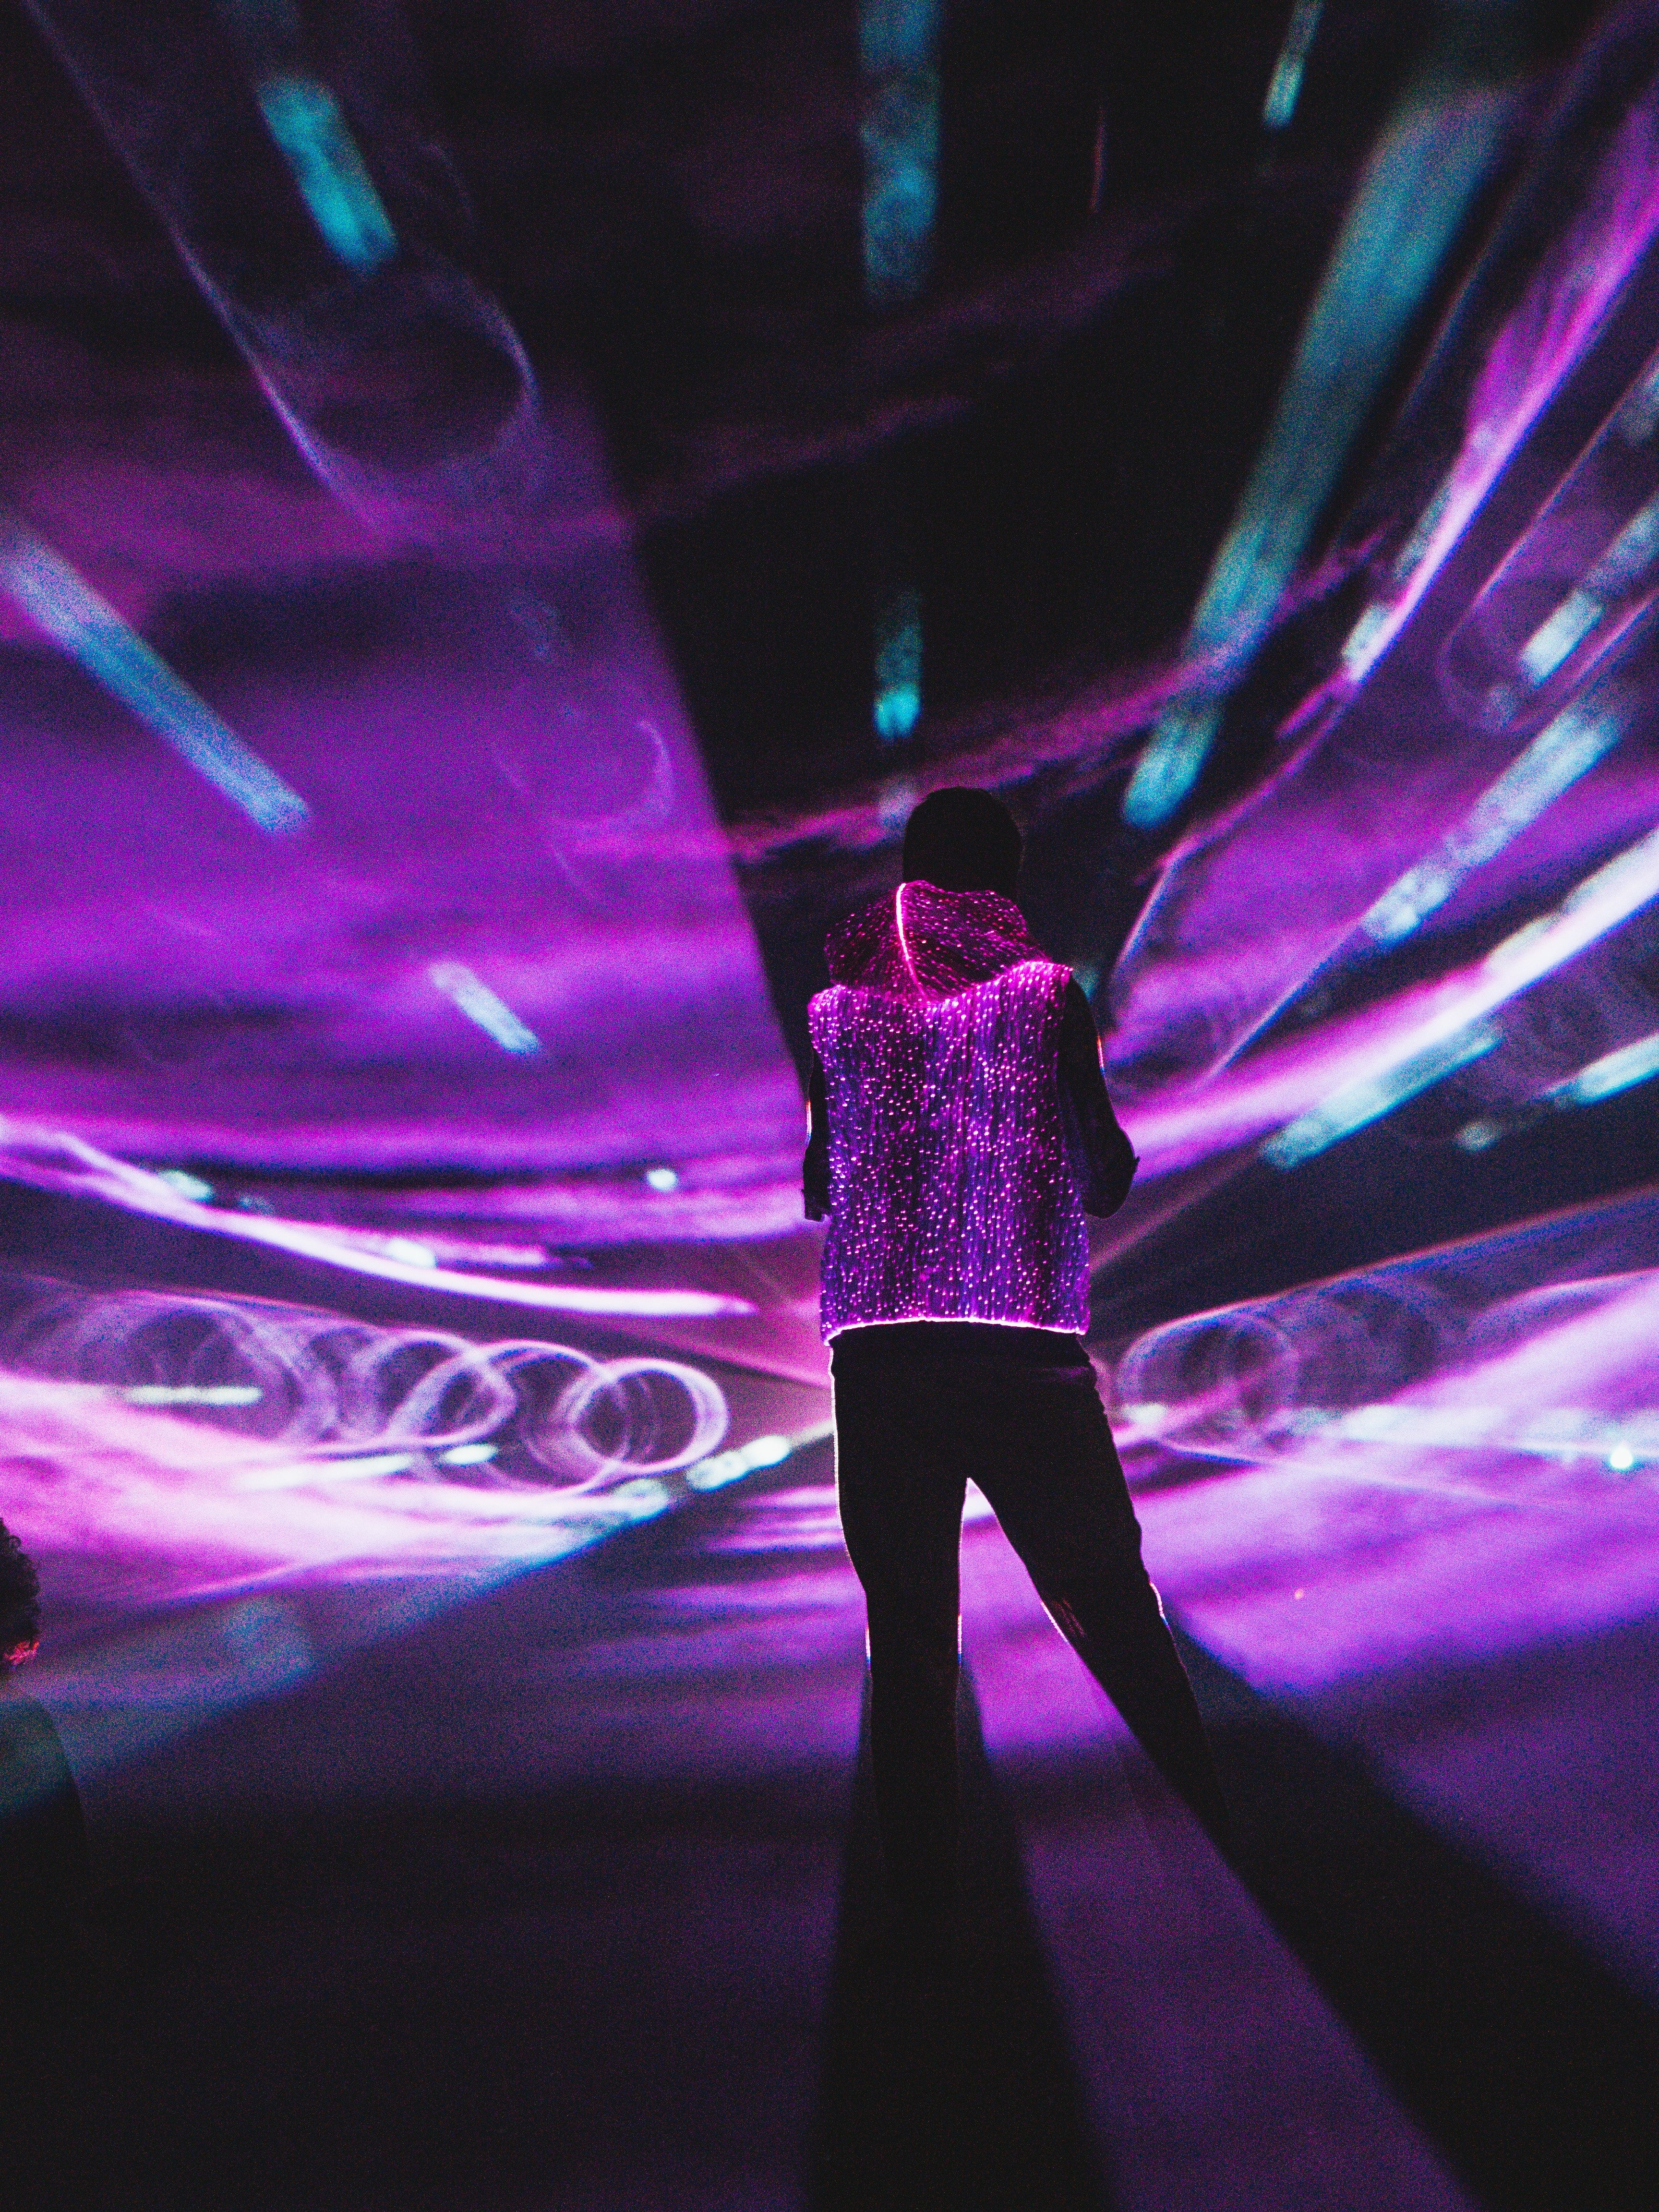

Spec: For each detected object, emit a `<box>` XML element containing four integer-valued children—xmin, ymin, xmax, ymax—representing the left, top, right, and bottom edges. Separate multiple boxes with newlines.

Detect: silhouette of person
<box><xmin>805</xmin><ymin>788</ymin><xmax>1227</xmax><ymax>1957</ymax></box>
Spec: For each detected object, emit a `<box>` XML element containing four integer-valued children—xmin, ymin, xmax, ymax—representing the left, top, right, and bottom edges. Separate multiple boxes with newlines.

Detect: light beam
<box><xmin>1328</xmin><ymin>108</ymin><xmax>1659</xmax><ymax>707</ymax></box>
<box><xmin>874</xmin><ymin>584</ymin><xmax>923</xmax><ymax>741</ymax></box>
<box><xmin>1556</xmin><ymin>1027</ymin><xmax>1659</xmax><ymax>1106</ymax></box>
<box><xmin>1268</xmin><ymin>821</ymin><xmax>1659</xmax><ymax>1166</ymax></box>
<box><xmin>0</xmin><ymin>1123</ymin><xmax>758</xmax><ymax>1319</ymax></box>
<box><xmin>0</xmin><ymin>520</ymin><xmax>308</xmax><ymax>833</ymax></box>
<box><xmin>1456</xmin><ymin>1025</ymin><xmax>1659</xmax><ymax>1149</ymax></box>
<box><xmin>1262</xmin><ymin>1019</ymin><xmax>1502</xmax><ymax>1166</ymax></box>
<box><xmin>1515</xmin><ymin>489</ymin><xmax>1659</xmax><ymax>692</ymax></box>
<box><xmin>255</xmin><ymin>73</ymin><xmax>397</xmax><ymax>273</ymax></box>
<box><xmin>1125</xmin><ymin>47</ymin><xmax>1513</xmax><ymax>826</ymax></box>
<box><xmin>429</xmin><ymin>962</ymin><xmax>541</xmax><ymax>1056</ymax></box>
<box><xmin>1262</xmin><ymin>0</ymin><xmax>1325</xmax><ymax>132</ymax></box>
<box><xmin>859</xmin><ymin>0</ymin><xmax>940</xmax><ymax>307</ymax></box>
<box><xmin>1360</xmin><ymin>694</ymin><xmax>1629</xmax><ymax>943</ymax></box>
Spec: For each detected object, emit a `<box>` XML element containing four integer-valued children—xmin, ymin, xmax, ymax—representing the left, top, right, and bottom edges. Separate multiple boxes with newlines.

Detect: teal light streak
<box><xmin>1554</xmin><ymin>1028</ymin><xmax>1659</xmax><ymax>1107</ymax></box>
<box><xmin>0</xmin><ymin>522</ymin><xmax>307</xmax><ymax>833</ymax></box>
<box><xmin>1274</xmin><ymin>821</ymin><xmax>1659</xmax><ymax>1168</ymax></box>
<box><xmin>875</xmin><ymin>684</ymin><xmax>921</xmax><ymax>740</ymax></box>
<box><xmin>1123</xmin><ymin>60</ymin><xmax>1512</xmax><ymax>829</ymax></box>
<box><xmin>686</xmin><ymin>1431</ymin><xmax>800</xmax><ymax>1491</ymax></box>
<box><xmin>859</xmin><ymin>0</ymin><xmax>939</xmax><ymax>307</ymax></box>
<box><xmin>1515</xmin><ymin>490</ymin><xmax>1659</xmax><ymax>691</ymax></box>
<box><xmin>1361</xmin><ymin>697</ymin><xmax>1629</xmax><ymax>942</ymax></box>
<box><xmin>1339</xmin><ymin>465</ymin><xmax>1463</xmax><ymax>679</ymax></box>
<box><xmin>874</xmin><ymin>585</ymin><xmax>923</xmax><ymax>740</ymax></box>
<box><xmin>1263</xmin><ymin>1020</ymin><xmax>1503</xmax><ymax>1168</ymax></box>
<box><xmin>1455</xmin><ymin>1026</ymin><xmax>1659</xmax><ymax>1151</ymax></box>
<box><xmin>257</xmin><ymin>73</ymin><xmax>397</xmax><ymax>273</ymax></box>
<box><xmin>1518</xmin><ymin>589</ymin><xmax>1606</xmax><ymax>688</ymax></box>
<box><xmin>1262</xmin><ymin>0</ymin><xmax>1325</xmax><ymax>131</ymax></box>
<box><xmin>1122</xmin><ymin>698</ymin><xmax>1221</xmax><ymax>828</ymax></box>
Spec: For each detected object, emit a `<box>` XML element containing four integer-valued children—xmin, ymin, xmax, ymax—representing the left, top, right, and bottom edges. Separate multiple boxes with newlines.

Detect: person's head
<box><xmin>900</xmin><ymin>787</ymin><xmax>1023</xmax><ymax>898</ymax></box>
<box><xmin>0</xmin><ymin>1519</ymin><xmax>40</xmax><ymax>1666</ymax></box>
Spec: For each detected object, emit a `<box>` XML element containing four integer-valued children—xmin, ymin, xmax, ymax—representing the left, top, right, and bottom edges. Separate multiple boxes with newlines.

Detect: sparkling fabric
<box><xmin>808</xmin><ymin>881</ymin><xmax>1090</xmax><ymax>1338</ymax></box>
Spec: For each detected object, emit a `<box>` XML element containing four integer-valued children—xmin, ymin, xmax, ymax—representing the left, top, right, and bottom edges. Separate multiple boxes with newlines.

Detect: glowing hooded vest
<box><xmin>808</xmin><ymin>882</ymin><xmax>1090</xmax><ymax>1338</ymax></box>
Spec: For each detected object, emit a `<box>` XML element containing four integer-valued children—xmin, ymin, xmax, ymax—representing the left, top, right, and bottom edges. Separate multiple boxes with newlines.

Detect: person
<box><xmin>804</xmin><ymin>787</ymin><xmax>1228</xmax><ymax>1959</ymax></box>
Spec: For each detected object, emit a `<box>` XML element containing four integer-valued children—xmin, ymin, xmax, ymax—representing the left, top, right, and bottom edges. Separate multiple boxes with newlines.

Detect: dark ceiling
<box><xmin>0</xmin><ymin>0</ymin><xmax>1455</xmax><ymax>817</ymax></box>
<box><xmin>0</xmin><ymin>0</ymin><xmax>1641</xmax><ymax>1096</ymax></box>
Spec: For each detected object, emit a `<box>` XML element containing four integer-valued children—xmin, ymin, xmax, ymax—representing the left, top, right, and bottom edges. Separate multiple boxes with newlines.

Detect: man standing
<box><xmin>805</xmin><ymin>787</ymin><xmax>1227</xmax><ymax>1959</ymax></box>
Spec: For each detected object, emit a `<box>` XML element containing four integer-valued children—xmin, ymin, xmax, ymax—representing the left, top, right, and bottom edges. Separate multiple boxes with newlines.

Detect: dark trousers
<box><xmin>831</xmin><ymin>1322</ymin><xmax>1228</xmax><ymax>1924</ymax></box>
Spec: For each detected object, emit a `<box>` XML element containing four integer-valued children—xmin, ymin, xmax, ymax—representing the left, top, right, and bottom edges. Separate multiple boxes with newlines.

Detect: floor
<box><xmin>2</xmin><ymin>1182</ymin><xmax>1656</xmax><ymax>2210</ymax></box>
<box><xmin>7</xmin><ymin>1426</ymin><xmax>1651</xmax><ymax>2211</ymax></box>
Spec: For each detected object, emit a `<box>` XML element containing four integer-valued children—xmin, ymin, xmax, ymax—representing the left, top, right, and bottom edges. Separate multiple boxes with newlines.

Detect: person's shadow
<box><xmin>1174</xmin><ymin>1627</ymin><xmax>1659</xmax><ymax>2212</ymax></box>
<box><xmin>808</xmin><ymin>1670</ymin><xmax>1114</xmax><ymax>2212</ymax></box>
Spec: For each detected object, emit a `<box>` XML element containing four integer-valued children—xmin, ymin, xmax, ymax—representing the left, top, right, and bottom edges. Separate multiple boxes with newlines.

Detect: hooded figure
<box><xmin>804</xmin><ymin>790</ymin><xmax>1227</xmax><ymax>1966</ymax></box>
<box><xmin>806</xmin><ymin>877</ymin><xmax>1132</xmax><ymax>1337</ymax></box>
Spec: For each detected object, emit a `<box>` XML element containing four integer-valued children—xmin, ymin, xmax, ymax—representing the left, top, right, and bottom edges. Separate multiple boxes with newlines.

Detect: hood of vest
<box><xmin>823</xmin><ymin>883</ymin><xmax>1051</xmax><ymax>1003</ymax></box>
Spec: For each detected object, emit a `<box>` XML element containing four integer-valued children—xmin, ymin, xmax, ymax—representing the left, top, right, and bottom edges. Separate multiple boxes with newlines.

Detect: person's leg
<box><xmin>832</xmin><ymin>1340</ymin><xmax>968</xmax><ymax>1936</ymax></box>
<box><xmin>970</xmin><ymin>1356</ymin><xmax>1231</xmax><ymax>1847</ymax></box>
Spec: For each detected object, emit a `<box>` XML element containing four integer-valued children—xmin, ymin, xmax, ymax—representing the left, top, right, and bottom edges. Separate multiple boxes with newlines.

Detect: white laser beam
<box><xmin>429</xmin><ymin>963</ymin><xmax>541</xmax><ymax>1056</ymax></box>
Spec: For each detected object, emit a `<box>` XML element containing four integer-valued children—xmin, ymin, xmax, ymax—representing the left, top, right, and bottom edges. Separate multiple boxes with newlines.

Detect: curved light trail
<box><xmin>0</xmin><ymin>1124</ymin><xmax>757</xmax><ymax>1319</ymax></box>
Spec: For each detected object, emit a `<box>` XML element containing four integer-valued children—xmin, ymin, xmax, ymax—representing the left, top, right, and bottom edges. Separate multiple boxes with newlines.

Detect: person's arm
<box><xmin>804</xmin><ymin>1052</ymin><xmax>830</xmax><ymax>1221</ymax></box>
<box><xmin>1058</xmin><ymin>979</ymin><xmax>1136</xmax><ymax>1215</ymax></box>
